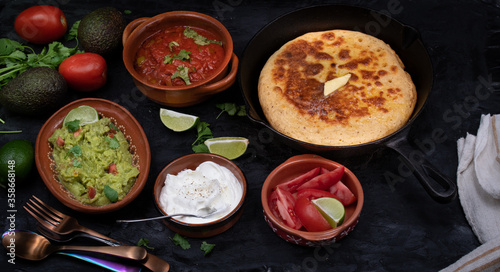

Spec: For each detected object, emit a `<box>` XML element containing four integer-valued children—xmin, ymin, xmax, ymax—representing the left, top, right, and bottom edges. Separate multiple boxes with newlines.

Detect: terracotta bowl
<box><xmin>122</xmin><ymin>11</ymin><xmax>238</xmax><ymax>107</ymax></box>
<box><xmin>35</xmin><ymin>98</ymin><xmax>151</xmax><ymax>214</ymax></box>
<box><xmin>154</xmin><ymin>153</ymin><xmax>247</xmax><ymax>238</ymax></box>
<box><xmin>261</xmin><ymin>154</ymin><xmax>364</xmax><ymax>246</ymax></box>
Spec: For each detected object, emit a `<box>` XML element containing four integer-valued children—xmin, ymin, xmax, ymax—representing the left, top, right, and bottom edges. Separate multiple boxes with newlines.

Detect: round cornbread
<box><xmin>258</xmin><ymin>29</ymin><xmax>417</xmax><ymax>146</ymax></box>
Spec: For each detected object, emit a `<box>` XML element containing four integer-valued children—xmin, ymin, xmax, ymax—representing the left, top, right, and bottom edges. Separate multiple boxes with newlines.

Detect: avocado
<box><xmin>0</xmin><ymin>67</ymin><xmax>67</xmax><ymax>116</ymax></box>
<box><xmin>78</xmin><ymin>7</ymin><xmax>126</xmax><ymax>56</ymax></box>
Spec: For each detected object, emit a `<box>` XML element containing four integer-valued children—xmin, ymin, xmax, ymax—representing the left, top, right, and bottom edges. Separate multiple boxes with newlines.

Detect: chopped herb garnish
<box><xmin>137</xmin><ymin>238</ymin><xmax>154</xmax><ymax>250</ymax></box>
<box><xmin>104</xmin><ymin>185</ymin><xmax>118</xmax><ymax>202</ymax></box>
<box><xmin>64</xmin><ymin>20</ymin><xmax>80</xmax><ymax>41</ymax></box>
<box><xmin>168</xmin><ymin>41</ymin><xmax>179</xmax><ymax>51</ymax></box>
<box><xmin>66</xmin><ymin>145</ymin><xmax>82</xmax><ymax>158</ymax></box>
<box><xmin>66</xmin><ymin>120</ymin><xmax>80</xmax><ymax>132</ymax></box>
<box><xmin>72</xmin><ymin>159</ymin><xmax>82</xmax><ymax>168</ymax></box>
<box><xmin>171</xmin><ymin>65</ymin><xmax>191</xmax><ymax>85</ymax></box>
<box><xmin>124</xmin><ymin>10</ymin><xmax>132</xmax><ymax>15</ymax></box>
<box><xmin>216</xmin><ymin>103</ymin><xmax>246</xmax><ymax>119</ymax></box>
<box><xmin>192</xmin><ymin>121</ymin><xmax>212</xmax><ymax>153</ymax></box>
<box><xmin>171</xmin><ymin>233</ymin><xmax>190</xmax><ymax>249</ymax></box>
<box><xmin>200</xmin><ymin>241</ymin><xmax>215</xmax><ymax>256</ymax></box>
<box><xmin>163</xmin><ymin>50</ymin><xmax>191</xmax><ymax>64</ymax></box>
<box><xmin>183</xmin><ymin>27</ymin><xmax>222</xmax><ymax>46</ymax></box>
<box><xmin>109</xmin><ymin>122</ymin><xmax>119</xmax><ymax>132</ymax></box>
<box><xmin>105</xmin><ymin>136</ymin><xmax>120</xmax><ymax>149</ymax></box>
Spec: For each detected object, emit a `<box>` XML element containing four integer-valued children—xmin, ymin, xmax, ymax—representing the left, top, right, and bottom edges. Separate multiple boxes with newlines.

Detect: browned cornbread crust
<box><xmin>258</xmin><ymin>29</ymin><xmax>416</xmax><ymax>146</ymax></box>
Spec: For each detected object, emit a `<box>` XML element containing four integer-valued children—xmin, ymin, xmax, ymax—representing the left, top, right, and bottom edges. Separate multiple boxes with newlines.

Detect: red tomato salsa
<box><xmin>134</xmin><ymin>26</ymin><xmax>225</xmax><ymax>86</ymax></box>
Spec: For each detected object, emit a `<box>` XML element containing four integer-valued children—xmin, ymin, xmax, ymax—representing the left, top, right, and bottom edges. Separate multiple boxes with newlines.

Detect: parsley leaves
<box><xmin>171</xmin><ymin>65</ymin><xmax>191</xmax><ymax>85</ymax></box>
<box><xmin>137</xmin><ymin>238</ymin><xmax>154</xmax><ymax>250</ymax></box>
<box><xmin>104</xmin><ymin>185</ymin><xmax>119</xmax><ymax>202</ymax></box>
<box><xmin>183</xmin><ymin>27</ymin><xmax>222</xmax><ymax>46</ymax></box>
<box><xmin>216</xmin><ymin>103</ymin><xmax>246</xmax><ymax>119</ymax></box>
<box><xmin>0</xmin><ymin>38</ymin><xmax>81</xmax><ymax>87</ymax></box>
<box><xmin>171</xmin><ymin>233</ymin><xmax>191</xmax><ymax>249</ymax></box>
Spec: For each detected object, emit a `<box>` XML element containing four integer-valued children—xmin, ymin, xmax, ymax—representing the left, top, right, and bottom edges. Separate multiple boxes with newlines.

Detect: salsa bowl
<box><xmin>123</xmin><ymin>10</ymin><xmax>238</xmax><ymax>107</ymax></box>
<box><xmin>154</xmin><ymin>153</ymin><xmax>247</xmax><ymax>238</ymax></box>
<box><xmin>261</xmin><ymin>154</ymin><xmax>364</xmax><ymax>246</ymax></box>
<box><xmin>35</xmin><ymin>98</ymin><xmax>151</xmax><ymax>214</ymax></box>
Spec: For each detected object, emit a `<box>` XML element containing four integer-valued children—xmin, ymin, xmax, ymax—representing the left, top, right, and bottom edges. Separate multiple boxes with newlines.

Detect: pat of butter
<box><xmin>324</xmin><ymin>74</ymin><xmax>351</xmax><ymax>96</ymax></box>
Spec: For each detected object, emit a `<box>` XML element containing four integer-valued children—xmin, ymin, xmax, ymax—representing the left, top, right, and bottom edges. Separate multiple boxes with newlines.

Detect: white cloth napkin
<box><xmin>440</xmin><ymin>114</ymin><xmax>500</xmax><ymax>271</ymax></box>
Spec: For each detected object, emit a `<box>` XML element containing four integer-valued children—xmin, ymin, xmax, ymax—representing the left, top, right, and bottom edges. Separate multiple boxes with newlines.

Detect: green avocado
<box><xmin>78</xmin><ymin>7</ymin><xmax>127</xmax><ymax>56</ymax></box>
<box><xmin>0</xmin><ymin>67</ymin><xmax>67</xmax><ymax>116</ymax></box>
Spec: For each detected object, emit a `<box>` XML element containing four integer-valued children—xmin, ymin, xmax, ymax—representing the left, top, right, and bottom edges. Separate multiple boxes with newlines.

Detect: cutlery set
<box><xmin>2</xmin><ymin>196</ymin><xmax>170</xmax><ymax>272</ymax></box>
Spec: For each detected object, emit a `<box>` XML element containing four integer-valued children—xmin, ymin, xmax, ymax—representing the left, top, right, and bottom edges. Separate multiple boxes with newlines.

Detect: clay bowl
<box><xmin>261</xmin><ymin>154</ymin><xmax>364</xmax><ymax>246</ymax></box>
<box><xmin>35</xmin><ymin>98</ymin><xmax>151</xmax><ymax>214</ymax></box>
<box><xmin>122</xmin><ymin>10</ymin><xmax>238</xmax><ymax>107</ymax></box>
<box><xmin>154</xmin><ymin>153</ymin><xmax>247</xmax><ymax>238</ymax></box>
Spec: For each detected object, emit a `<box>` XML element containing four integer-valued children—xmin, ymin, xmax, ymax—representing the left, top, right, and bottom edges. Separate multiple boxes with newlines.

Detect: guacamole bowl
<box><xmin>35</xmin><ymin>98</ymin><xmax>151</xmax><ymax>214</ymax></box>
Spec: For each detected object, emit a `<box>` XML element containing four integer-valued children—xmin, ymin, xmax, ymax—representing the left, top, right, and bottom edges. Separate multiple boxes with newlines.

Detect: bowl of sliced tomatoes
<box><xmin>261</xmin><ymin>154</ymin><xmax>364</xmax><ymax>246</ymax></box>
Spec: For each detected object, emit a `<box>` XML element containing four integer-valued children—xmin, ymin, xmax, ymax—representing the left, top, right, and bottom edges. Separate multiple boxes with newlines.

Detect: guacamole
<box><xmin>48</xmin><ymin>117</ymin><xmax>140</xmax><ymax>206</ymax></box>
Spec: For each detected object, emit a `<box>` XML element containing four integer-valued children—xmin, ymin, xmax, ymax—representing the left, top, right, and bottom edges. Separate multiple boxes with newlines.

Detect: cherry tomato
<box><xmin>296</xmin><ymin>166</ymin><xmax>345</xmax><ymax>191</ymax></box>
<box><xmin>14</xmin><ymin>5</ymin><xmax>67</xmax><ymax>44</ymax></box>
<box><xmin>58</xmin><ymin>53</ymin><xmax>107</xmax><ymax>92</ymax></box>
<box><xmin>329</xmin><ymin>181</ymin><xmax>357</xmax><ymax>205</ymax></box>
<box><xmin>277</xmin><ymin>166</ymin><xmax>321</xmax><ymax>193</ymax></box>
<box><xmin>296</xmin><ymin>188</ymin><xmax>337</xmax><ymax>201</ymax></box>
<box><xmin>294</xmin><ymin>196</ymin><xmax>332</xmax><ymax>232</ymax></box>
<box><xmin>268</xmin><ymin>188</ymin><xmax>302</xmax><ymax>229</ymax></box>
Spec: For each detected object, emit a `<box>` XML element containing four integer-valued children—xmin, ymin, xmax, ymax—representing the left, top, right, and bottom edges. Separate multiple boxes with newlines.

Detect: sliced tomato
<box><xmin>329</xmin><ymin>181</ymin><xmax>356</xmax><ymax>205</ymax></box>
<box><xmin>88</xmin><ymin>186</ymin><xmax>96</xmax><ymax>199</ymax></box>
<box><xmin>277</xmin><ymin>166</ymin><xmax>321</xmax><ymax>193</ymax></box>
<box><xmin>294</xmin><ymin>196</ymin><xmax>332</xmax><ymax>232</ymax></box>
<box><xmin>296</xmin><ymin>166</ymin><xmax>345</xmax><ymax>191</ymax></box>
<box><xmin>296</xmin><ymin>188</ymin><xmax>336</xmax><ymax>201</ymax></box>
<box><xmin>108</xmin><ymin>163</ymin><xmax>118</xmax><ymax>175</ymax></box>
<box><xmin>268</xmin><ymin>188</ymin><xmax>302</xmax><ymax>229</ymax></box>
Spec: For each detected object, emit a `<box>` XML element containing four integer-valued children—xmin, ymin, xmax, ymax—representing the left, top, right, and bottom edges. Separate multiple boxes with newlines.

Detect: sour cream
<box><xmin>158</xmin><ymin>161</ymin><xmax>243</xmax><ymax>224</ymax></box>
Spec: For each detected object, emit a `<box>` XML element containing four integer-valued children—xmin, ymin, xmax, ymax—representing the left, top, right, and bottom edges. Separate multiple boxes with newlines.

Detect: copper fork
<box><xmin>24</xmin><ymin>195</ymin><xmax>120</xmax><ymax>244</ymax></box>
<box><xmin>24</xmin><ymin>196</ymin><xmax>170</xmax><ymax>272</ymax></box>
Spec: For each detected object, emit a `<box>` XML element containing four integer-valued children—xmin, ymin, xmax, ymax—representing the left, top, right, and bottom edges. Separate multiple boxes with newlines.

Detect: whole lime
<box><xmin>0</xmin><ymin>139</ymin><xmax>34</xmax><ymax>188</ymax></box>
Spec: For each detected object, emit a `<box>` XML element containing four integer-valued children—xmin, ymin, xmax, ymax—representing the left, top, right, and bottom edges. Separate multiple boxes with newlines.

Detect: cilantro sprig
<box><xmin>183</xmin><ymin>27</ymin><xmax>222</xmax><ymax>46</ymax></box>
<box><xmin>216</xmin><ymin>103</ymin><xmax>246</xmax><ymax>119</ymax></box>
<box><xmin>170</xmin><ymin>233</ymin><xmax>215</xmax><ymax>255</ymax></box>
<box><xmin>0</xmin><ymin>38</ymin><xmax>82</xmax><ymax>87</ymax></box>
<box><xmin>0</xmin><ymin>117</ymin><xmax>22</xmax><ymax>134</ymax></box>
<box><xmin>192</xmin><ymin>121</ymin><xmax>212</xmax><ymax>153</ymax></box>
<box><xmin>171</xmin><ymin>65</ymin><xmax>191</xmax><ymax>85</ymax></box>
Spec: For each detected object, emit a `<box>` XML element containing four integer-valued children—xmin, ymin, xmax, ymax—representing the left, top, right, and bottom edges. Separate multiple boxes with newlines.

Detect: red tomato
<box><xmin>296</xmin><ymin>166</ymin><xmax>345</xmax><ymax>191</ymax></box>
<box><xmin>14</xmin><ymin>5</ymin><xmax>67</xmax><ymax>44</ymax></box>
<box><xmin>277</xmin><ymin>167</ymin><xmax>321</xmax><ymax>193</ymax></box>
<box><xmin>268</xmin><ymin>188</ymin><xmax>302</xmax><ymax>229</ymax></box>
<box><xmin>88</xmin><ymin>186</ymin><xmax>96</xmax><ymax>199</ymax></box>
<box><xmin>58</xmin><ymin>53</ymin><xmax>107</xmax><ymax>92</ymax></box>
<box><xmin>294</xmin><ymin>196</ymin><xmax>332</xmax><ymax>232</ymax></box>
<box><xmin>108</xmin><ymin>163</ymin><xmax>118</xmax><ymax>175</ymax></box>
<box><xmin>296</xmin><ymin>188</ymin><xmax>336</xmax><ymax>201</ymax></box>
<box><xmin>329</xmin><ymin>181</ymin><xmax>357</xmax><ymax>205</ymax></box>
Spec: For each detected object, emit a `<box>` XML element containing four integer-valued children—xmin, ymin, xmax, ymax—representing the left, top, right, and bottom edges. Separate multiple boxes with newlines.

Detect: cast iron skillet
<box><xmin>238</xmin><ymin>4</ymin><xmax>457</xmax><ymax>203</ymax></box>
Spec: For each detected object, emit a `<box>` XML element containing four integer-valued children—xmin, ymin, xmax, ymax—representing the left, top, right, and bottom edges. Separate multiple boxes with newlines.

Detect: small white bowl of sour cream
<box><xmin>154</xmin><ymin>153</ymin><xmax>247</xmax><ymax>238</ymax></box>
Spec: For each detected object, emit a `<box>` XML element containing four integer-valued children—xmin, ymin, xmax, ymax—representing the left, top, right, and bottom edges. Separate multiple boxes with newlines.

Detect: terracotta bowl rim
<box><xmin>261</xmin><ymin>154</ymin><xmax>364</xmax><ymax>241</ymax></box>
<box><xmin>154</xmin><ymin>153</ymin><xmax>247</xmax><ymax>227</ymax></box>
<box><xmin>122</xmin><ymin>10</ymin><xmax>234</xmax><ymax>91</ymax></box>
<box><xmin>34</xmin><ymin>98</ymin><xmax>151</xmax><ymax>214</ymax></box>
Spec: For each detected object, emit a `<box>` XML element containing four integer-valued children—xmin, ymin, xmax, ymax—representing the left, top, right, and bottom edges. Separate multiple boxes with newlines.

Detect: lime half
<box><xmin>63</xmin><ymin>105</ymin><xmax>99</xmax><ymax>126</ymax></box>
<box><xmin>204</xmin><ymin>137</ymin><xmax>249</xmax><ymax>160</ymax></box>
<box><xmin>160</xmin><ymin>108</ymin><xmax>199</xmax><ymax>132</ymax></box>
<box><xmin>312</xmin><ymin>197</ymin><xmax>345</xmax><ymax>228</ymax></box>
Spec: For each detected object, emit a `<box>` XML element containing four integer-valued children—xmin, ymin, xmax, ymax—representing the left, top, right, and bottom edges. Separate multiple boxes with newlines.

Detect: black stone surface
<box><xmin>0</xmin><ymin>0</ymin><xmax>499</xmax><ymax>271</ymax></box>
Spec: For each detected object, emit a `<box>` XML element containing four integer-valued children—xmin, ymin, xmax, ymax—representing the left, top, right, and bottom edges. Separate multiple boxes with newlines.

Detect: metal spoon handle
<box><xmin>117</xmin><ymin>213</ymin><xmax>206</xmax><ymax>223</ymax></box>
<box><xmin>57</xmin><ymin>245</ymin><xmax>148</xmax><ymax>261</ymax></box>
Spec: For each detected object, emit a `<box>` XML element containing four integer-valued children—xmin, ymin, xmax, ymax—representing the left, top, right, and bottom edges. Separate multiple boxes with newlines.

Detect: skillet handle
<box><xmin>385</xmin><ymin>137</ymin><xmax>457</xmax><ymax>203</ymax></box>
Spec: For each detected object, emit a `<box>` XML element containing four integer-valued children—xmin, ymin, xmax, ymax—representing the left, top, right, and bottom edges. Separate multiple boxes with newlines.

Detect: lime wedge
<box><xmin>312</xmin><ymin>197</ymin><xmax>345</xmax><ymax>228</ymax></box>
<box><xmin>159</xmin><ymin>108</ymin><xmax>199</xmax><ymax>132</ymax></box>
<box><xmin>63</xmin><ymin>105</ymin><xmax>99</xmax><ymax>126</ymax></box>
<box><xmin>204</xmin><ymin>137</ymin><xmax>249</xmax><ymax>160</ymax></box>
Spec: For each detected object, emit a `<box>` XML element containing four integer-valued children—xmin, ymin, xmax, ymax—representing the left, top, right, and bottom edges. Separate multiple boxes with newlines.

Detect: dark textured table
<box><xmin>1</xmin><ymin>0</ymin><xmax>499</xmax><ymax>271</ymax></box>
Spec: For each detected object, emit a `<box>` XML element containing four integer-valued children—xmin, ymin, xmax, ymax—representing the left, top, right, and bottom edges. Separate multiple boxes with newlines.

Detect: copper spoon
<box><xmin>2</xmin><ymin>230</ymin><xmax>148</xmax><ymax>262</ymax></box>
